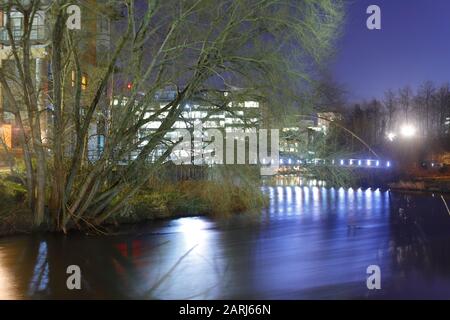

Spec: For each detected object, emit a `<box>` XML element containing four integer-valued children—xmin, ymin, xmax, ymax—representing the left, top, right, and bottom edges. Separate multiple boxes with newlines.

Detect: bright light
<box><xmin>358</xmin><ymin>160</ymin><xmax>362</xmax><ymax>166</ymax></box>
<box><xmin>376</xmin><ymin>160</ymin><xmax>380</xmax><ymax>166</ymax></box>
<box><xmin>367</xmin><ymin>160</ymin><xmax>371</xmax><ymax>166</ymax></box>
<box><xmin>340</xmin><ymin>159</ymin><xmax>344</xmax><ymax>165</ymax></box>
<box><xmin>387</xmin><ymin>132</ymin><xmax>396</xmax><ymax>141</ymax></box>
<box><xmin>400</xmin><ymin>124</ymin><xmax>416</xmax><ymax>138</ymax></box>
<box><xmin>178</xmin><ymin>217</ymin><xmax>208</xmax><ymax>248</ymax></box>
<box><xmin>387</xmin><ymin>161</ymin><xmax>391</xmax><ymax>167</ymax></box>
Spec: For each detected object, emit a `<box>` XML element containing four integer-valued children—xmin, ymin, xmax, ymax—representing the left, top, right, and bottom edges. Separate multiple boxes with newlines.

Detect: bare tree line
<box><xmin>345</xmin><ymin>82</ymin><xmax>450</xmax><ymax>148</ymax></box>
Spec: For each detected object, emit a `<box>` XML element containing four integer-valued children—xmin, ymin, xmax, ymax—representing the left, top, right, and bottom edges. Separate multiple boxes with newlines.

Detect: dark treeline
<box><xmin>341</xmin><ymin>82</ymin><xmax>450</xmax><ymax>149</ymax></box>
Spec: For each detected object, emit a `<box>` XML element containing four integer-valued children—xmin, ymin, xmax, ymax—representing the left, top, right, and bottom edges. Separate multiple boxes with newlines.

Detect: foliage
<box><xmin>126</xmin><ymin>179</ymin><xmax>269</xmax><ymax>222</ymax></box>
<box><xmin>0</xmin><ymin>177</ymin><xmax>32</xmax><ymax>235</ymax></box>
<box><xmin>0</xmin><ymin>177</ymin><xmax>27</xmax><ymax>205</ymax></box>
<box><xmin>0</xmin><ymin>0</ymin><xmax>344</xmax><ymax>231</ymax></box>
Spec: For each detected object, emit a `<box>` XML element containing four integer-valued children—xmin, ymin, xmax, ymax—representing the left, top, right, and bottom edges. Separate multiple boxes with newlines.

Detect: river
<box><xmin>1</xmin><ymin>185</ymin><xmax>450</xmax><ymax>299</ymax></box>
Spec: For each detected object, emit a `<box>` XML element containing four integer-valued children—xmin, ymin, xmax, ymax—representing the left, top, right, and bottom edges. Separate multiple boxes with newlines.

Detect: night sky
<box><xmin>331</xmin><ymin>0</ymin><xmax>450</xmax><ymax>102</ymax></box>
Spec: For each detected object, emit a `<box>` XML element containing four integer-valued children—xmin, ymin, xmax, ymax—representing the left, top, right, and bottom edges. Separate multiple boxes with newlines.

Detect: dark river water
<box><xmin>1</xmin><ymin>185</ymin><xmax>450</xmax><ymax>299</ymax></box>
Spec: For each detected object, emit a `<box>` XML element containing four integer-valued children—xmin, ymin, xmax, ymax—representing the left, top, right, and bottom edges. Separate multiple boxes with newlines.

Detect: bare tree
<box><xmin>399</xmin><ymin>85</ymin><xmax>413</xmax><ymax>123</ymax></box>
<box><xmin>0</xmin><ymin>0</ymin><xmax>344</xmax><ymax>231</ymax></box>
<box><xmin>416</xmin><ymin>81</ymin><xmax>435</xmax><ymax>136</ymax></box>
<box><xmin>383</xmin><ymin>89</ymin><xmax>396</xmax><ymax>132</ymax></box>
<box><xmin>436</xmin><ymin>83</ymin><xmax>450</xmax><ymax>136</ymax></box>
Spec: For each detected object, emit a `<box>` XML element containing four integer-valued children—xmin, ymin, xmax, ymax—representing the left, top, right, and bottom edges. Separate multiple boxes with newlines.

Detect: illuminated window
<box><xmin>81</xmin><ymin>74</ymin><xmax>88</xmax><ymax>90</ymax></box>
<box><xmin>244</xmin><ymin>101</ymin><xmax>259</xmax><ymax>108</ymax></box>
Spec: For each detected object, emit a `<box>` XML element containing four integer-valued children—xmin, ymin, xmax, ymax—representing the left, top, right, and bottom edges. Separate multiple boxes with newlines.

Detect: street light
<box><xmin>387</xmin><ymin>132</ymin><xmax>396</xmax><ymax>141</ymax></box>
<box><xmin>400</xmin><ymin>124</ymin><xmax>416</xmax><ymax>138</ymax></box>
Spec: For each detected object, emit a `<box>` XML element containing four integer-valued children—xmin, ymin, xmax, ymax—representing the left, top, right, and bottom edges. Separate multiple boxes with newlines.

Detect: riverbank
<box><xmin>389</xmin><ymin>177</ymin><xmax>450</xmax><ymax>193</ymax></box>
<box><xmin>0</xmin><ymin>179</ymin><xmax>268</xmax><ymax>237</ymax></box>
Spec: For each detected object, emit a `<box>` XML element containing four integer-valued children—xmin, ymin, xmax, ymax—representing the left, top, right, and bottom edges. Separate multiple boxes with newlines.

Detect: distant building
<box><xmin>279</xmin><ymin>112</ymin><xmax>343</xmax><ymax>159</ymax></box>
<box><xmin>110</xmin><ymin>89</ymin><xmax>262</xmax><ymax>164</ymax></box>
<box><xmin>279</xmin><ymin>118</ymin><xmax>314</xmax><ymax>156</ymax></box>
<box><xmin>314</xmin><ymin>112</ymin><xmax>343</xmax><ymax>134</ymax></box>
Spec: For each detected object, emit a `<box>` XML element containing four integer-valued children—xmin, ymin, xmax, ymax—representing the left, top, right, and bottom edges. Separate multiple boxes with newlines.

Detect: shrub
<box><xmin>129</xmin><ymin>180</ymin><xmax>268</xmax><ymax>221</ymax></box>
<box><xmin>0</xmin><ymin>178</ymin><xmax>32</xmax><ymax>235</ymax></box>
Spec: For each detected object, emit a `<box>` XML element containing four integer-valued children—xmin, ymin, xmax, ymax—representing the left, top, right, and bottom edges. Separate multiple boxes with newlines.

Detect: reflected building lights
<box><xmin>286</xmin><ymin>186</ymin><xmax>293</xmax><ymax>209</ymax></box>
<box><xmin>28</xmin><ymin>241</ymin><xmax>49</xmax><ymax>295</ymax></box>
<box><xmin>0</xmin><ymin>249</ymin><xmax>17</xmax><ymax>299</ymax></box>
<box><xmin>302</xmin><ymin>186</ymin><xmax>310</xmax><ymax>206</ymax></box>
<box><xmin>277</xmin><ymin>186</ymin><xmax>284</xmax><ymax>200</ymax></box>
<box><xmin>312</xmin><ymin>186</ymin><xmax>320</xmax><ymax>202</ymax></box>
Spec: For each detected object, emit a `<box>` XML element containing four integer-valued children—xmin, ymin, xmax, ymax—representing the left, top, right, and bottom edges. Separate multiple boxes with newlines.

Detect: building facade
<box><xmin>0</xmin><ymin>1</ymin><xmax>111</xmax><ymax>156</ymax></box>
<box><xmin>110</xmin><ymin>89</ymin><xmax>262</xmax><ymax>165</ymax></box>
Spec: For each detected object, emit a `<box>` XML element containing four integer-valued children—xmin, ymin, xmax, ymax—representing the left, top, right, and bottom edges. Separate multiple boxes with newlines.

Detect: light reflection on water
<box><xmin>28</xmin><ymin>241</ymin><xmax>50</xmax><ymax>295</ymax></box>
<box><xmin>0</xmin><ymin>248</ymin><xmax>17</xmax><ymax>299</ymax></box>
<box><xmin>256</xmin><ymin>184</ymin><xmax>393</xmax><ymax>297</ymax></box>
<box><xmin>0</xmin><ymin>184</ymin><xmax>450</xmax><ymax>299</ymax></box>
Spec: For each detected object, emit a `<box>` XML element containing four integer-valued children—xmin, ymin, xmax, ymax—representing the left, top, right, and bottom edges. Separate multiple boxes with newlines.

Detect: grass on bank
<box><xmin>117</xmin><ymin>179</ymin><xmax>269</xmax><ymax>223</ymax></box>
<box><xmin>0</xmin><ymin>175</ymin><xmax>269</xmax><ymax>234</ymax></box>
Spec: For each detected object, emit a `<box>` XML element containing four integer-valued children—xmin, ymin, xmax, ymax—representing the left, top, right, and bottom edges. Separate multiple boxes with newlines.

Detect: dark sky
<box><xmin>331</xmin><ymin>0</ymin><xmax>450</xmax><ymax>102</ymax></box>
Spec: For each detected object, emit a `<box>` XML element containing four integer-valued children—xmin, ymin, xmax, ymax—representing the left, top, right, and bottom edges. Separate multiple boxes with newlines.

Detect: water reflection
<box><xmin>1</xmin><ymin>185</ymin><xmax>450</xmax><ymax>299</ymax></box>
<box><xmin>28</xmin><ymin>241</ymin><xmax>49</xmax><ymax>295</ymax></box>
<box><xmin>0</xmin><ymin>247</ymin><xmax>18</xmax><ymax>299</ymax></box>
